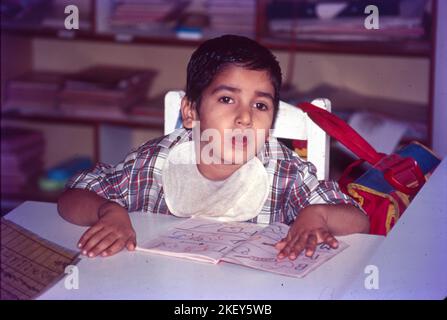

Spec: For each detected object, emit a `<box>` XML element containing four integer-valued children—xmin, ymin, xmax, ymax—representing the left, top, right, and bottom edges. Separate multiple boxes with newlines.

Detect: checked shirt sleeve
<box><xmin>66</xmin><ymin>151</ymin><xmax>138</xmax><ymax>209</ymax></box>
<box><xmin>284</xmin><ymin>158</ymin><xmax>364</xmax><ymax>224</ymax></box>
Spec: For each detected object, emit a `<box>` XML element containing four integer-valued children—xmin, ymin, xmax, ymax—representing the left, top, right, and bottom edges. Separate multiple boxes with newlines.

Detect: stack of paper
<box><xmin>206</xmin><ymin>0</ymin><xmax>256</xmax><ymax>36</ymax></box>
<box><xmin>267</xmin><ymin>0</ymin><xmax>427</xmax><ymax>41</ymax></box>
<box><xmin>3</xmin><ymin>72</ymin><xmax>64</xmax><ymax>114</ymax></box>
<box><xmin>109</xmin><ymin>0</ymin><xmax>186</xmax><ymax>29</ymax></box>
<box><xmin>59</xmin><ymin>66</ymin><xmax>157</xmax><ymax>117</ymax></box>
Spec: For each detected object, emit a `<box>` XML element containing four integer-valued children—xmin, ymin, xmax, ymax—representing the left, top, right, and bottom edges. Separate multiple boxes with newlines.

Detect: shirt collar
<box><xmin>158</xmin><ymin>128</ymin><xmax>192</xmax><ymax>149</ymax></box>
<box><xmin>258</xmin><ymin>135</ymin><xmax>292</xmax><ymax>165</ymax></box>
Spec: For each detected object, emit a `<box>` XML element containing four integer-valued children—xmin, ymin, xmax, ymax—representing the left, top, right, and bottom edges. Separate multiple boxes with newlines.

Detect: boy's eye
<box><xmin>218</xmin><ymin>96</ymin><xmax>234</xmax><ymax>104</ymax></box>
<box><xmin>254</xmin><ymin>102</ymin><xmax>269</xmax><ymax>111</ymax></box>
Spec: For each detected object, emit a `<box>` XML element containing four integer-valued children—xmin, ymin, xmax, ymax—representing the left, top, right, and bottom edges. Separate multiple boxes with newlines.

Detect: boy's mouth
<box><xmin>231</xmin><ymin>136</ymin><xmax>248</xmax><ymax>148</ymax></box>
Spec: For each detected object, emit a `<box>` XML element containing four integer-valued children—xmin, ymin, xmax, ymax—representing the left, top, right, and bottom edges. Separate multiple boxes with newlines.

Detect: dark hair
<box><xmin>185</xmin><ymin>34</ymin><xmax>282</xmax><ymax>117</ymax></box>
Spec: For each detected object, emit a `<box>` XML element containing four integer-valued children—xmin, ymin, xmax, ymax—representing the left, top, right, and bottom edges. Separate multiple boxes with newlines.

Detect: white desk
<box><xmin>342</xmin><ymin>158</ymin><xmax>447</xmax><ymax>299</ymax></box>
<box><xmin>4</xmin><ymin>203</ymin><xmax>382</xmax><ymax>300</ymax></box>
<box><xmin>3</xmin><ymin>158</ymin><xmax>445</xmax><ymax>299</ymax></box>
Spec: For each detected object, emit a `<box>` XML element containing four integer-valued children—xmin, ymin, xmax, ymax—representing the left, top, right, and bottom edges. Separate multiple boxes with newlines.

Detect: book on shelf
<box><xmin>6</xmin><ymin>72</ymin><xmax>64</xmax><ymax>90</ymax></box>
<box><xmin>63</xmin><ymin>66</ymin><xmax>157</xmax><ymax>92</ymax></box>
<box><xmin>3</xmin><ymin>66</ymin><xmax>159</xmax><ymax>118</ymax></box>
<box><xmin>266</xmin><ymin>0</ymin><xmax>428</xmax><ymax>41</ymax></box>
<box><xmin>269</xmin><ymin>17</ymin><xmax>425</xmax><ymax>41</ymax></box>
<box><xmin>207</xmin><ymin>0</ymin><xmax>255</xmax><ymax>35</ymax></box>
<box><xmin>60</xmin><ymin>65</ymin><xmax>157</xmax><ymax>114</ymax></box>
<box><xmin>108</xmin><ymin>0</ymin><xmax>188</xmax><ymax>29</ymax></box>
<box><xmin>266</xmin><ymin>0</ymin><xmax>400</xmax><ymax>20</ymax></box>
<box><xmin>137</xmin><ymin>217</ymin><xmax>348</xmax><ymax>278</ymax></box>
<box><xmin>59</xmin><ymin>90</ymin><xmax>144</xmax><ymax>109</ymax></box>
<box><xmin>3</xmin><ymin>72</ymin><xmax>64</xmax><ymax>113</ymax></box>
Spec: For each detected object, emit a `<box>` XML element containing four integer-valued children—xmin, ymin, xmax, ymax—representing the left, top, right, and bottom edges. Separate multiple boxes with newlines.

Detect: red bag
<box><xmin>298</xmin><ymin>102</ymin><xmax>441</xmax><ymax>235</ymax></box>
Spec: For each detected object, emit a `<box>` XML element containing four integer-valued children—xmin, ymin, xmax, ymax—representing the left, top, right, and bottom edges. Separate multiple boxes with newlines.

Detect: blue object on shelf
<box><xmin>175</xmin><ymin>26</ymin><xmax>203</xmax><ymax>40</ymax></box>
<box><xmin>46</xmin><ymin>157</ymin><xmax>93</xmax><ymax>181</ymax></box>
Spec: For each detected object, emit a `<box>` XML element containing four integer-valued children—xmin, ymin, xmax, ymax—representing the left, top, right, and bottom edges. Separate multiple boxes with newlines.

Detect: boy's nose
<box><xmin>235</xmin><ymin>107</ymin><xmax>253</xmax><ymax>127</ymax></box>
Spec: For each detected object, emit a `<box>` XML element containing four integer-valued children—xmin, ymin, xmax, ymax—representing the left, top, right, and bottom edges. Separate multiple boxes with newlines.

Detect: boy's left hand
<box><xmin>275</xmin><ymin>205</ymin><xmax>338</xmax><ymax>260</ymax></box>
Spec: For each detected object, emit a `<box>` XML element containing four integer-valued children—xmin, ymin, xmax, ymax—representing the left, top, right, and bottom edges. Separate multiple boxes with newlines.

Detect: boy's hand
<box><xmin>275</xmin><ymin>205</ymin><xmax>338</xmax><ymax>260</ymax></box>
<box><xmin>78</xmin><ymin>202</ymin><xmax>136</xmax><ymax>258</ymax></box>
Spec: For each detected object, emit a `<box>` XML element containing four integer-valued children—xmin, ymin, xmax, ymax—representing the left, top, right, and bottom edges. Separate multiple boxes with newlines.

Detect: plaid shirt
<box><xmin>67</xmin><ymin>128</ymin><xmax>359</xmax><ymax>225</ymax></box>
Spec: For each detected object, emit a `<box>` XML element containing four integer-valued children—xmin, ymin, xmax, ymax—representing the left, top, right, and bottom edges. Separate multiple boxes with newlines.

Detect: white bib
<box><xmin>162</xmin><ymin>141</ymin><xmax>270</xmax><ymax>222</ymax></box>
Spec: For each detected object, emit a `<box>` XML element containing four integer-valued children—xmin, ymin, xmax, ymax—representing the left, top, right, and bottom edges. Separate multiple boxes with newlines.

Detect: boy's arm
<box><xmin>324</xmin><ymin>203</ymin><xmax>370</xmax><ymax>235</ymax></box>
<box><xmin>58</xmin><ymin>188</ymin><xmax>112</xmax><ymax>226</ymax></box>
<box><xmin>57</xmin><ymin>151</ymin><xmax>138</xmax><ymax>257</ymax></box>
<box><xmin>58</xmin><ymin>188</ymin><xmax>136</xmax><ymax>258</ymax></box>
<box><xmin>58</xmin><ymin>188</ymin><xmax>136</xmax><ymax>257</ymax></box>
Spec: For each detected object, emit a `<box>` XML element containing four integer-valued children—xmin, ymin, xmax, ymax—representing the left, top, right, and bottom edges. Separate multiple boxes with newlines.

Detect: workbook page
<box><xmin>221</xmin><ymin>223</ymin><xmax>349</xmax><ymax>278</ymax></box>
<box><xmin>137</xmin><ymin>217</ymin><xmax>263</xmax><ymax>263</ymax></box>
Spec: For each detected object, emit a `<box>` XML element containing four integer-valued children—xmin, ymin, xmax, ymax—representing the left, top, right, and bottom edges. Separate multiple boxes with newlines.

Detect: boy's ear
<box><xmin>180</xmin><ymin>96</ymin><xmax>198</xmax><ymax>129</ymax></box>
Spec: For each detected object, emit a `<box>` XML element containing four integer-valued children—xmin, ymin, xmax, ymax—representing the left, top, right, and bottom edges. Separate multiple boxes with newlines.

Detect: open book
<box><xmin>137</xmin><ymin>217</ymin><xmax>348</xmax><ymax>278</ymax></box>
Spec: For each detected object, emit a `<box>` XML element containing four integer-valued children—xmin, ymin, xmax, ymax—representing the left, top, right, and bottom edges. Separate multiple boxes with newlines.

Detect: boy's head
<box><xmin>180</xmin><ymin>35</ymin><xmax>283</xmax><ymax>176</ymax></box>
<box><xmin>185</xmin><ymin>35</ymin><xmax>282</xmax><ymax>117</ymax></box>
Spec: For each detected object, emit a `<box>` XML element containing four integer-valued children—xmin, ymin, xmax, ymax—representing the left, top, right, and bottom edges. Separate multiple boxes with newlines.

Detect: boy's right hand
<box><xmin>77</xmin><ymin>201</ymin><xmax>136</xmax><ymax>258</ymax></box>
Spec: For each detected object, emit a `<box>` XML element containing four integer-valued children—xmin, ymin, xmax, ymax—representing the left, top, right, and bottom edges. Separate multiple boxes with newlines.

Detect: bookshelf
<box><xmin>0</xmin><ymin>0</ymin><xmax>438</xmax><ymax>210</ymax></box>
<box><xmin>0</xmin><ymin>0</ymin><xmax>435</xmax><ymax>56</ymax></box>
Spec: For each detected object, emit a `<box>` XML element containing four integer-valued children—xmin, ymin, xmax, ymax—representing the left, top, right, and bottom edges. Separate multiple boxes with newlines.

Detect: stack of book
<box><xmin>267</xmin><ymin>0</ymin><xmax>427</xmax><ymax>42</ymax></box>
<box><xmin>109</xmin><ymin>0</ymin><xmax>187</xmax><ymax>31</ymax></box>
<box><xmin>1</xmin><ymin>127</ymin><xmax>45</xmax><ymax>194</ymax></box>
<box><xmin>59</xmin><ymin>66</ymin><xmax>157</xmax><ymax>118</ymax></box>
<box><xmin>3</xmin><ymin>72</ymin><xmax>64</xmax><ymax>114</ymax></box>
<box><xmin>206</xmin><ymin>0</ymin><xmax>255</xmax><ymax>37</ymax></box>
<box><xmin>269</xmin><ymin>17</ymin><xmax>426</xmax><ymax>41</ymax></box>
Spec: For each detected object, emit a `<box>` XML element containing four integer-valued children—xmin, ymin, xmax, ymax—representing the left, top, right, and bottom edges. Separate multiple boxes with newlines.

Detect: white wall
<box><xmin>33</xmin><ymin>39</ymin><xmax>429</xmax><ymax>105</ymax></box>
<box><xmin>432</xmin><ymin>0</ymin><xmax>447</xmax><ymax>158</ymax></box>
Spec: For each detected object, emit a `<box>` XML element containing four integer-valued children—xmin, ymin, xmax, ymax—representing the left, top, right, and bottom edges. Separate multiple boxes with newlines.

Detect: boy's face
<box><xmin>182</xmin><ymin>65</ymin><xmax>275</xmax><ymax>176</ymax></box>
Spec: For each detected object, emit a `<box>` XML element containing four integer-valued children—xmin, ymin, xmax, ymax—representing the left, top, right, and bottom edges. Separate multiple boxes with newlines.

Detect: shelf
<box><xmin>2</xmin><ymin>25</ymin><xmax>431</xmax><ymax>58</ymax></box>
<box><xmin>1</xmin><ymin>0</ymin><xmax>435</xmax><ymax>59</ymax></box>
<box><xmin>260</xmin><ymin>38</ymin><xmax>432</xmax><ymax>57</ymax></box>
<box><xmin>2</xmin><ymin>25</ymin><xmax>94</xmax><ymax>41</ymax></box>
<box><xmin>1</xmin><ymin>26</ymin><xmax>206</xmax><ymax>47</ymax></box>
<box><xmin>1</xmin><ymin>110</ymin><xmax>164</xmax><ymax>130</ymax></box>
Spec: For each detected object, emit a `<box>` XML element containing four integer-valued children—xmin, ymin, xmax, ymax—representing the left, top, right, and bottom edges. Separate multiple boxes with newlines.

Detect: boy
<box><xmin>58</xmin><ymin>35</ymin><xmax>369</xmax><ymax>261</ymax></box>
